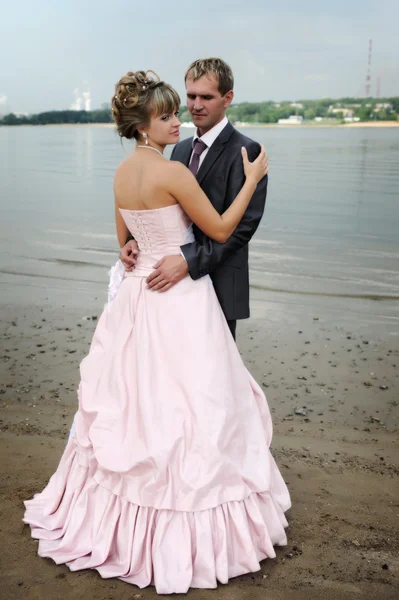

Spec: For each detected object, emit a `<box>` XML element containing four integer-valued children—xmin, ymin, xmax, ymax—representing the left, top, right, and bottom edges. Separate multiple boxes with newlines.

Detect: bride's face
<box><xmin>146</xmin><ymin>109</ymin><xmax>181</xmax><ymax>147</ymax></box>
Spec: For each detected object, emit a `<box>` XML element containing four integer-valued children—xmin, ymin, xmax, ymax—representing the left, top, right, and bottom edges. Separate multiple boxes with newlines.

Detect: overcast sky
<box><xmin>0</xmin><ymin>0</ymin><xmax>398</xmax><ymax>114</ymax></box>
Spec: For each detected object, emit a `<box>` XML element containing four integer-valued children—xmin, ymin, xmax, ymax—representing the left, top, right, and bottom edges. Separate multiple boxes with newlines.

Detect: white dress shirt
<box><xmin>180</xmin><ymin>116</ymin><xmax>229</xmax><ymax>263</ymax></box>
<box><xmin>189</xmin><ymin>116</ymin><xmax>229</xmax><ymax>170</ymax></box>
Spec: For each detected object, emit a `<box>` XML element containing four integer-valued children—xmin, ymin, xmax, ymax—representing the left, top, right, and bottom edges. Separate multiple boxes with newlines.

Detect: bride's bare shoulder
<box><xmin>165</xmin><ymin>159</ymin><xmax>189</xmax><ymax>177</ymax></box>
<box><xmin>162</xmin><ymin>160</ymin><xmax>197</xmax><ymax>196</ymax></box>
<box><xmin>114</xmin><ymin>155</ymin><xmax>134</xmax><ymax>176</ymax></box>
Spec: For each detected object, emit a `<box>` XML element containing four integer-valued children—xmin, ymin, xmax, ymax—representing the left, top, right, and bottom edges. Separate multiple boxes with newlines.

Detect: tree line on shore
<box><xmin>1</xmin><ymin>97</ymin><xmax>398</xmax><ymax>126</ymax></box>
<box><xmin>0</xmin><ymin>109</ymin><xmax>112</xmax><ymax>126</ymax></box>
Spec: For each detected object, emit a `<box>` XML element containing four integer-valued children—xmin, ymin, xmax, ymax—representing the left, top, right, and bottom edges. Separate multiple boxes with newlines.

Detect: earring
<box><xmin>143</xmin><ymin>132</ymin><xmax>148</xmax><ymax>145</ymax></box>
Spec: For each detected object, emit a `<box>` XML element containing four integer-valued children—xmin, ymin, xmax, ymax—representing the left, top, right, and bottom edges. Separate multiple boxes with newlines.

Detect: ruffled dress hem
<box><xmin>24</xmin><ymin>441</ymin><xmax>290</xmax><ymax>594</ymax></box>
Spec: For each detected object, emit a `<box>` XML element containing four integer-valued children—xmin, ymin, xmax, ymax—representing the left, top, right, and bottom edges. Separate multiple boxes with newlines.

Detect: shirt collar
<box><xmin>193</xmin><ymin>116</ymin><xmax>228</xmax><ymax>149</ymax></box>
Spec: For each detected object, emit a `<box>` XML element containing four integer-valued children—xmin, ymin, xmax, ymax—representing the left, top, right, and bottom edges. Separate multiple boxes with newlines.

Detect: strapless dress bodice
<box><xmin>119</xmin><ymin>204</ymin><xmax>194</xmax><ymax>275</ymax></box>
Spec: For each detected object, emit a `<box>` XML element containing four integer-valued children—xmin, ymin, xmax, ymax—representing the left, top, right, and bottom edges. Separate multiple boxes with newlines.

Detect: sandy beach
<box><xmin>1</xmin><ymin>278</ymin><xmax>398</xmax><ymax>600</ymax></box>
<box><xmin>339</xmin><ymin>121</ymin><xmax>399</xmax><ymax>128</ymax></box>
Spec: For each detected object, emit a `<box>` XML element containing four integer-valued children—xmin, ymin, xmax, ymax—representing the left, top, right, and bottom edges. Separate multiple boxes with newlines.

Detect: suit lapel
<box><xmin>180</xmin><ymin>138</ymin><xmax>193</xmax><ymax>167</ymax></box>
<box><xmin>196</xmin><ymin>141</ymin><xmax>224</xmax><ymax>185</ymax></box>
<box><xmin>196</xmin><ymin>121</ymin><xmax>235</xmax><ymax>185</ymax></box>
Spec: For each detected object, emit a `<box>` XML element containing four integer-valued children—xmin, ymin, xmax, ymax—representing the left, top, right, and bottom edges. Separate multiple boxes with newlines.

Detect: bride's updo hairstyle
<box><xmin>111</xmin><ymin>70</ymin><xmax>180</xmax><ymax>140</ymax></box>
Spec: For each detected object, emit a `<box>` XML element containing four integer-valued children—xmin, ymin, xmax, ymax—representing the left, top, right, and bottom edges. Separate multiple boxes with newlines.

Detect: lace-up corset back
<box><xmin>119</xmin><ymin>204</ymin><xmax>194</xmax><ymax>275</ymax></box>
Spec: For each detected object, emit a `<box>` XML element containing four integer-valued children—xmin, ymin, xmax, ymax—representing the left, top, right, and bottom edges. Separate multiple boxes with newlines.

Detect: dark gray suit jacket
<box><xmin>170</xmin><ymin>121</ymin><xmax>268</xmax><ymax>321</ymax></box>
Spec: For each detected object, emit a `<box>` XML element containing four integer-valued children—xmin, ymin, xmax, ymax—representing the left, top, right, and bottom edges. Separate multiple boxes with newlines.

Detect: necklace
<box><xmin>136</xmin><ymin>145</ymin><xmax>164</xmax><ymax>157</ymax></box>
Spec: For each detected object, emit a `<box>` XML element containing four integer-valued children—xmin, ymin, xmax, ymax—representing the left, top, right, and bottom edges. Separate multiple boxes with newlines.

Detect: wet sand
<box><xmin>0</xmin><ymin>281</ymin><xmax>398</xmax><ymax>599</ymax></box>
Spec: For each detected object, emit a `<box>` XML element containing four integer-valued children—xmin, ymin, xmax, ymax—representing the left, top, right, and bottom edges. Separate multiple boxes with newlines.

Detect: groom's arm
<box><xmin>146</xmin><ymin>141</ymin><xmax>266</xmax><ymax>293</ymax></box>
<box><xmin>181</xmin><ymin>142</ymin><xmax>267</xmax><ymax>279</ymax></box>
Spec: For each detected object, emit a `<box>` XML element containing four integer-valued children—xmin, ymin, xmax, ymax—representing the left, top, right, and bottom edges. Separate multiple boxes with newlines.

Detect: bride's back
<box><xmin>114</xmin><ymin>151</ymin><xmax>178</xmax><ymax>212</ymax></box>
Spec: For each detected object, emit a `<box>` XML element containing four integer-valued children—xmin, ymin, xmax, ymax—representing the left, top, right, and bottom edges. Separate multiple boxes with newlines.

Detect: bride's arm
<box><xmin>167</xmin><ymin>147</ymin><xmax>267</xmax><ymax>244</ymax></box>
<box><xmin>115</xmin><ymin>201</ymin><xmax>129</xmax><ymax>248</ymax></box>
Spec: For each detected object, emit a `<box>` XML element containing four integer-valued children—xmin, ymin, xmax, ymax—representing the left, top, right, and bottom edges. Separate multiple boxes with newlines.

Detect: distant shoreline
<box><xmin>2</xmin><ymin>121</ymin><xmax>398</xmax><ymax>129</ymax></box>
<box><xmin>232</xmin><ymin>121</ymin><xmax>399</xmax><ymax>129</ymax></box>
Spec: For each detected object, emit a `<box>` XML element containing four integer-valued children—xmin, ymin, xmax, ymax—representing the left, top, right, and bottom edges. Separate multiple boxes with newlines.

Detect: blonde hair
<box><xmin>111</xmin><ymin>70</ymin><xmax>180</xmax><ymax>140</ymax></box>
<box><xmin>185</xmin><ymin>58</ymin><xmax>234</xmax><ymax>96</ymax></box>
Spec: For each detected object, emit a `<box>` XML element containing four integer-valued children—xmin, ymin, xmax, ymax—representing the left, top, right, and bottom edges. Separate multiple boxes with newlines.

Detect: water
<box><xmin>1</xmin><ymin>124</ymin><xmax>398</xmax><ymax>324</ymax></box>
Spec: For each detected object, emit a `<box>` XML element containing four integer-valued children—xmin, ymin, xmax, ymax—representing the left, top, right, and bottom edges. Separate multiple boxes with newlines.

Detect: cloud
<box><xmin>304</xmin><ymin>74</ymin><xmax>329</xmax><ymax>81</ymax></box>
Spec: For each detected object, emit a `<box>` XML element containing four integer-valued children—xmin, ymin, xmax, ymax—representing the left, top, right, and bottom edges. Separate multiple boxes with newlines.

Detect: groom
<box><xmin>120</xmin><ymin>58</ymin><xmax>268</xmax><ymax>339</ymax></box>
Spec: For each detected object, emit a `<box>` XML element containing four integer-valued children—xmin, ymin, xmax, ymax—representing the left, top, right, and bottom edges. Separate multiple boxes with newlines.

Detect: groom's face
<box><xmin>186</xmin><ymin>74</ymin><xmax>233</xmax><ymax>135</ymax></box>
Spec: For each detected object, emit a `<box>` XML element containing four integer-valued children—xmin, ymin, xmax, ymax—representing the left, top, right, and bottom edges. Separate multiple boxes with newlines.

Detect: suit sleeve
<box><xmin>180</xmin><ymin>141</ymin><xmax>267</xmax><ymax>280</ymax></box>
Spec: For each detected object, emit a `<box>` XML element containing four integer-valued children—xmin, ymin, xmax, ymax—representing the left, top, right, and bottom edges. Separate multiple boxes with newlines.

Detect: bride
<box><xmin>24</xmin><ymin>70</ymin><xmax>291</xmax><ymax>595</ymax></box>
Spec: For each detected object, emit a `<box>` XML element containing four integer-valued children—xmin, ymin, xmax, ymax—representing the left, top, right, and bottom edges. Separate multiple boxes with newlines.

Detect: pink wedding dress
<box><xmin>24</xmin><ymin>204</ymin><xmax>291</xmax><ymax>594</ymax></box>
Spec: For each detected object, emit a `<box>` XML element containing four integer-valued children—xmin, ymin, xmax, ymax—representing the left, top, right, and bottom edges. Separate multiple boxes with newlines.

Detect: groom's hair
<box><xmin>185</xmin><ymin>58</ymin><xmax>234</xmax><ymax>96</ymax></box>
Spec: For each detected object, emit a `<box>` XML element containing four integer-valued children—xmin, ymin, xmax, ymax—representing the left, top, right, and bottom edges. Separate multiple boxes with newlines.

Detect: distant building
<box><xmin>374</xmin><ymin>103</ymin><xmax>392</xmax><ymax>112</ymax></box>
<box><xmin>314</xmin><ymin>116</ymin><xmax>339</xmax><ymax>122</ymax></box>
<box><xmin>71</xmin><ymin>87</ymin><xmax>91</xmax><ymax>111</ymax></box>
<box><xmin>328</xmin><ymin>106</ymin><xmax>354</xmax><ymax>117</ymax></box>
<box><xmin>71</xmin><ymin>88</ymin><xmax>82</xmax><ymax>111</ymax></box>
<box><xmin>82</xmin><ymin>91</ymin><xmax>91</xmax><ymax>112</ymax></box>
<box><xmin>278</xmin><ymin>115</ymin><xmax>303</xmax><ymax>125</ymax></box>
<box><xmin>0</xmin><ymin>94</ymin><xmax>7</xmax><ymax>116</ymax></box>
<box><xmin>290</xmin><ymin>102</ymin><xmax>304</xmax><ymax>109</ymax></box>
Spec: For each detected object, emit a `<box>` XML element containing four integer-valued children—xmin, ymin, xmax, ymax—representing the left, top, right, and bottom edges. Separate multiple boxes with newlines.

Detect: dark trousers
<box><xmin>227</xmin><ymin>319</ymin><xmax>237</xmax><ymax>340</ymax></box>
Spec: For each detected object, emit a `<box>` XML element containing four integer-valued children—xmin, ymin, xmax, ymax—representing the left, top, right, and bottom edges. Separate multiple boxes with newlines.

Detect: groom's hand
<box><xmin>147</xmin><ymin>255</ymin><xmax>188</xmax><ymax>293</ymax></box>
<box><xmin>119</xmin><ymin>240</ymin><xmax>139</xmax><ymax>271</ymax></box>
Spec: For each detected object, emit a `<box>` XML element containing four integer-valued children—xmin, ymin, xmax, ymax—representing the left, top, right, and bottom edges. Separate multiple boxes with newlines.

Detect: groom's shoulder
<box><xmin>227</xmin><ymin>126</ymin><xmax>260</xmax><ymax>151</ymax></box>
<box><xmin>171</xmin><ymin>137</ymin><xmax>192</xmax><ymax>160</ymax></box>
<box><xmin>176</xmin><ymin>136</ymin><xmax>193</xmax><ymax>149</ymax></box>
<box><xmin>224</xmin><ymin>125</ymin><xmax>261</xmax><ymax>160</ymax></box>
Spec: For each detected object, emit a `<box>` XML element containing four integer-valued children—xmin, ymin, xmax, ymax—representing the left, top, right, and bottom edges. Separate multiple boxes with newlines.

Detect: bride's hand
<box><xmin>242</xmin><ymin>145</ymin><xmax>268</xmax><ymax>184</ymax></box>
